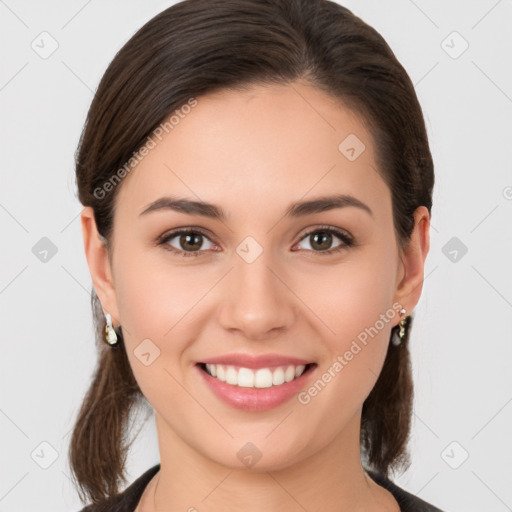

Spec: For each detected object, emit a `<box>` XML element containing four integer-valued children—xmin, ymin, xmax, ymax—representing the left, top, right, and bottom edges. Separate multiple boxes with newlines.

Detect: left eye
<box><xmin>294</xmin><ymin>228</ymin><xmax>353</xmax><ymax>254</ymax></box>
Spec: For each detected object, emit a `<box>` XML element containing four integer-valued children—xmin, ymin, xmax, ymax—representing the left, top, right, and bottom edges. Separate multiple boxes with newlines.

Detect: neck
<box><xmin>139</xmin><ymin>411</ymin><xmax>398</xmax><ymax>512</ymax></box>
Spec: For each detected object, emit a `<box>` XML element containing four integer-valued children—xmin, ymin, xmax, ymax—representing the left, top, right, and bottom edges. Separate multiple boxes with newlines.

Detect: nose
<box><xmin>218</xmin><ymin>249</ymin><xmax>297</xmax><ymax>341</ymax></box>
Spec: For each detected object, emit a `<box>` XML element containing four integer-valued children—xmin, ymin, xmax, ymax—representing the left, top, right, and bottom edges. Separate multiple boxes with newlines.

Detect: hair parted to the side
<box><xmin>70</xmin><ymin>0</ymin><xmax>434</xmax><ymax>505</ymax></box>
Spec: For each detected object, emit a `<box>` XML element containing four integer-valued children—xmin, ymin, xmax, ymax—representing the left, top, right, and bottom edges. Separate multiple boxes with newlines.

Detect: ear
<box><xmin>80</xmin><ymin>206</ymin><xmax>120</xmax><ymax>326</ymax></box>
<box><xmin>392</xmin><ymin>205</ymin><xmax>431</xmax><ymax>324</ymax></box>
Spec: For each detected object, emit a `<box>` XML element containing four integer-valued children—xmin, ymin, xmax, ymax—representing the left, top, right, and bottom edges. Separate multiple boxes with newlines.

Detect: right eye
<box><xmin>157</xmin><ymin>229</ymin><xmax>218</xmax><ymax>257</ymax></box>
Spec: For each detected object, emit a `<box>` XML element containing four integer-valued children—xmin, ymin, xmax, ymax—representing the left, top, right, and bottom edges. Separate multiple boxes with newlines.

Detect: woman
<box><xmin>71</xmin><ymin>0</ymin><xmax>443</xmax><ymax>510</ymax></box>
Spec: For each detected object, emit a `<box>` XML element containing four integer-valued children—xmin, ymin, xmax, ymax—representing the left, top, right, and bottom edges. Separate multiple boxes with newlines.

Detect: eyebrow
<box><xmin>139</xmin><ymin>193</ymin><xmax>373</xmax><ymax>219</ymax></box>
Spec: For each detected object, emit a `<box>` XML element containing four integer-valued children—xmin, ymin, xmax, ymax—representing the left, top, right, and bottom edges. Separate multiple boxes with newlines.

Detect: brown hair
<box><xmin>70</xmin><ymin>0</ymin><xmax>434</xmax><ymax>505</ymax></box>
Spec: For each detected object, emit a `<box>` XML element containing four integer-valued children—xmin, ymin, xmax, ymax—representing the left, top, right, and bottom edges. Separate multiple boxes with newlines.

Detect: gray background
<box><xmin>1</xmin><ymin>1</ymin><xmax>511</xmax><ymax>511</ymax></box>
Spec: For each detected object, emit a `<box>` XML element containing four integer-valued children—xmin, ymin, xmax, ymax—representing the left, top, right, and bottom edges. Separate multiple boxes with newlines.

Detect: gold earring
<box><xmin>391</xmin><ymin>308</ymin><xmax>407</xmax><ymax>346</ymax></box>
<box><xmin>105</xmin><ymin>313</ymin><xmax>118</xmax><ymax>346</ymax></box>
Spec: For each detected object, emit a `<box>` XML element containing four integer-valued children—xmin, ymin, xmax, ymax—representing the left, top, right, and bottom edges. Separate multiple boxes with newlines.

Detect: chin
<box><xmin>202</xmin><ymin>435</ymin><xmax>313</xmax><ymax>473</ymax></box>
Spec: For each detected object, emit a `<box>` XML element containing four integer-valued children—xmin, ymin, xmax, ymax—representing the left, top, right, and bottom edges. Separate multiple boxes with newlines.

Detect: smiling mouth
<box><xmin>197</xmin><ymin>362</ymin><xmax>317</xmax><ymax>388</ymax></box>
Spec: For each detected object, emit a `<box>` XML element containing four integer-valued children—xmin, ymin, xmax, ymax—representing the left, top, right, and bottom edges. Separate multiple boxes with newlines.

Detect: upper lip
<box><xmin>198</xmin><ymin>353</ymin><xmax>314</xmax><ymax>369</ymax></box>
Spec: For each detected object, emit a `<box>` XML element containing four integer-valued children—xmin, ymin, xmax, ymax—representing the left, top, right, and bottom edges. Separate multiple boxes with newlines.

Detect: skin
<box><xmin>81</xmin><ymin>80</ymin><xmax>430</xmax><ymax>512</ymax></box>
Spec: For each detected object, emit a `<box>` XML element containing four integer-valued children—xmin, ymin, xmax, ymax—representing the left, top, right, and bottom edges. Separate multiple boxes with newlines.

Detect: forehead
<box><xmin>115</xmin><ymin>81</ymin><xmax>389</xmax><ymax>220</ymax></box>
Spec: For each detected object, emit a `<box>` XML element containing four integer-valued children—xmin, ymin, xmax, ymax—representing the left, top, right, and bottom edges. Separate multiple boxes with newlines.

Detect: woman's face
<box><xmin>82</xmin><ymin>80</ymin><xmax>429</xmax><ymax>471</ymax></box>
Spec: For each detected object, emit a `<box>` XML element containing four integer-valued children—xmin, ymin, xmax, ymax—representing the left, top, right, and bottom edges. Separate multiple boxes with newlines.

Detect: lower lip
<box><xmin>196</xmin><ymin>364</ymin><xmax>317</xmax><ymax>412</ymax></box>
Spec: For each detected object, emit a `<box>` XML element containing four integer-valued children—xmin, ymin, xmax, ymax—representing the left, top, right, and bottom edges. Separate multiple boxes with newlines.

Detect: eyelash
<box><xmin>156</xmin><ymin>225</ymin><xmax>354</xmax><ymax>258</ymax></box>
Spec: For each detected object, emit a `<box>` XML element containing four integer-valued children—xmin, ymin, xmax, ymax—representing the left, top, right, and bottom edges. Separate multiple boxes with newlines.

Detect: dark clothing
<box><xmin>367</xmin><ymin>470</ymin><xmax>444</xmax><ymax>511</ymax></box>
<box><xmin>78</xmin><ymin>464</ymin><xmax>444</xmax><ymax>511</ymax></box>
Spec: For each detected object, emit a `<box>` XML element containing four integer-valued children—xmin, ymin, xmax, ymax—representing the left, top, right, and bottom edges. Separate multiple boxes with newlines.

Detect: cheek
<box><xmin>112</xmin><ymin>246</ymin><xmax>228</xmax><ymax>400</ymax></box>
<box><xmin>298</xmin><ymin>247</ymin><xmax>398</xmax><ymax>392</ymax></box>
<box><xmin>303</xmin><ymin>252</ymin><xmax>397</xmax><ymax>343</ymax></box>
<box><xmin>112</xmin><ymin>256</ymin><xmax>202</xmax><ymax>415</ymax></box>
<box><xmin>113</xmin><ymin>244</ymin><xmax>215</xmax><ymax>340</ymax></box>
<box><xmin>294</xmin><ymin>271</ymin><xmax>395</xmax><ymax>438</ymax></box>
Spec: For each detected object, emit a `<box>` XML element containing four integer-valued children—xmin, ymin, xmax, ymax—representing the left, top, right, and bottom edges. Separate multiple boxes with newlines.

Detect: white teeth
<box><xmin>284</xmin><ymin>366</ymin><xmax>295</xmax><ymax>382</ymax></box>
<box><xmin>272</xmin><ymin>367</ymin><xmax>285</xmax><ymax>385</ymax></box>
<box><xmin>254</xmin><ymin>368</ymin><xmax>272</xmax><ymax>388</ymax></box>
<box><xmin>203</xmin><ymin>363</ymin><xmax>308</xmax><ymax>388</ymax></box>
<box><xmin>226</xmin><ymin>366</ymin><xmax>238</xmax><ymax>385</ymax></box>
<box><xmin>206</xmin><ymin>363</ymin><xmax>217</xmax><ymax>377</ymax></box>
<box><xmin>295</xmin><ymin>365</ymin><xmax>305</xmax><ymax>377</ymax></box>
<box><xmin>238</xmin><ymin>367</ymin><xmax>255</xmax><ymax>387</ymax></box>
<box><xmin>216</xmin><ymin>365</ymin><xmax>226</xmax><ymax>382</ymax></box>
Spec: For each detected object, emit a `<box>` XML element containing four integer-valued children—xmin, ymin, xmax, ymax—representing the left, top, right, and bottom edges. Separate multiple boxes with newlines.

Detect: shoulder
<box><xmin>76</xmin><ymin>464</ymin><xmax>160</xmax><ymax>512</ymax></box>
<box><xmin>367</xmin><ymin>470</ymin><xmax>445</xmax><ymax>512</ymax></box>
